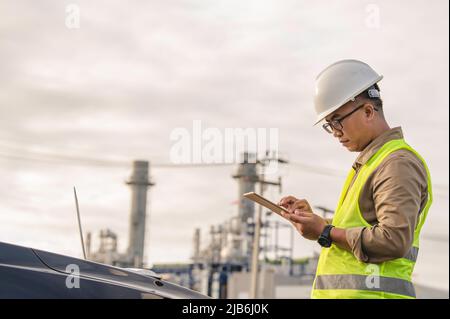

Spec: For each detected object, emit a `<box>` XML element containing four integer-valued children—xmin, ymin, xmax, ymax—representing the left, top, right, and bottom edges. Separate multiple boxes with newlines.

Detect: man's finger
<box><xmin>294</xmin><ymin>209</ymin><xmax>312</xmax><ymax>217</ymax></box>
<box><xmin>291</xmin><ymin>203</ymin><xmax>308</xmax><ymax>212</ymax></box>
<box><xmin>288</xmin><ymin>200</ymin><xmax>310</xmax><ymax>213</ymax></box>
<box><xmin>279</xmin><ymin>212</ymin><xmax>299</xmax><ymax>225</ymax></box>
<box><xmin>288</xmin><ymin>201</ymin><xmax>309</xmax><ymax>213</ymax></box>
<box><xmin>280</xmin><ymin>211</ymin><xmax>290</xmax><ymax>219</ymax></box>
<box><xmin>289</xmin><ymin>214</ymin><xmax>309</xmax><ymax>223</ymax></box>
<box><xmin>295</xmin><ymin>199</ymin><xmax>310</xmax><ymax>207</ymax></box>
<box><xmin>278</xmin><ymin>195</ymin><xmax>298</xmax><ymax>207</ymax></box>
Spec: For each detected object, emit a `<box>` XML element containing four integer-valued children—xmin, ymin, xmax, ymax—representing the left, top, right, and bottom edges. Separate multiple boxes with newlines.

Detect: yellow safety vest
<box><xmin>311</xmin><ymin>139</ymin><xmax>433</xmax><ymax>299</ymax></box>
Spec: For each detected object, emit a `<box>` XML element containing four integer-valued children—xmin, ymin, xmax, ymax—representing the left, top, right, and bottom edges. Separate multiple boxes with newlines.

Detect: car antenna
<box><xmin>73</xmin><ymin>186</ymin><xmax>87</xmax><ymax>260</ymax></box>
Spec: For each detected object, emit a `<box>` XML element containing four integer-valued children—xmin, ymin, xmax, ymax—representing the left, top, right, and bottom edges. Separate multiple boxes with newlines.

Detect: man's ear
<box><xmin>364</xmin><ymin>103</ymin><xmax>376</xmax><ymax>120</ymax></box>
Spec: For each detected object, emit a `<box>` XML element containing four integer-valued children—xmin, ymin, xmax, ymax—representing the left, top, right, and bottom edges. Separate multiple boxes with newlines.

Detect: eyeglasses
<box><xmin>322</xmin><ymin>104</ymin><xmax>378</xmax><ymax>134</ymax></box>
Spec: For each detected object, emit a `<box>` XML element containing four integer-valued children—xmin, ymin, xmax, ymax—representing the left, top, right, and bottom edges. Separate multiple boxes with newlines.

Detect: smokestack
<box><xmin>126</xmin><ymin>160</ymin><xmax>154</xmax><ymax>267</ymax></box>
<box><xmin>192</xmin><ymin>228</ymin><xmax>201</xmax><ymax>263</ymax></box>
<box><xmin>233</xmin><ymin>152</ymin><xmax>258</xmax><ymax>222</ymax></box>
<box><xmin>85</xmin><ymin>232</ymin><xmax>91</xmax><ymax>258</ymax></box>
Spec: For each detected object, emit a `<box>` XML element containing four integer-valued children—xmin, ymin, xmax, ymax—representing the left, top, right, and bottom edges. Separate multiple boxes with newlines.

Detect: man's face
<box><xmin>324</xmin><ymin>100</ymin><xmax>370</xmax><ymax>152</ymax></box>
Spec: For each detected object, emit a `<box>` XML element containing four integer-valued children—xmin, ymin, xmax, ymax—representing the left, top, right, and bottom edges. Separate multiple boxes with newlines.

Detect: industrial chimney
<box><xmin>192</xmin><ymin>228</ymin><xmax>201</xmax><ymax>263</ymax></box>
<box><xmin>126</xmin><ymin>160</ymin><xmax>154</xmax><ymax>267</ymax></box>
<box><xmin>233</xmin><ymin>152</ymin><xmax>258</xmax><ymax>222</ymax></box>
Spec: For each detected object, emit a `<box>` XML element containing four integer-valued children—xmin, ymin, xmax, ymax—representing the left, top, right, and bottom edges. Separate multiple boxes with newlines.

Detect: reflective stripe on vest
<box><xmin>314</xmin><ymin>274</ymin><xmax>416</xmax><ymax>298</ymax></box>
<box><xmin>404</xmin><ymin>246</ymin><xmax>419</xmax><ymax>262</ymax></box>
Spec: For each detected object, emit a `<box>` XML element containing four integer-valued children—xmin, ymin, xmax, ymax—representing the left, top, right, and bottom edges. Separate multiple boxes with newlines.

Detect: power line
<box><xmin>0</xmin><ymin>151</ymin><xmax>129</xmax><ymax>168</ymax></box>
<box><xmin>1</xmin><ymin>143</ymin><xmax>448</xmax><ymax>195</ymax></box>
<box><xmin>0</xmin><ymin>150</ymin><xmax>237</xmax><ymax>169</ymax></box>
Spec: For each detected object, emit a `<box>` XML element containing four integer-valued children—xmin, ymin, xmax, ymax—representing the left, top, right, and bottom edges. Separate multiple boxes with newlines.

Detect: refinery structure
<box><xmin>86</xmin><ymin>154</ymin><xmax>320</xmax><ymax>298</ymax></box>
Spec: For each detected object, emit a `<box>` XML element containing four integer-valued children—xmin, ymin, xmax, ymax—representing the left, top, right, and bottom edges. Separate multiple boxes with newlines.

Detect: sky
<box><xmin>0</xmin><ymin>0</ymin><xmax>448</xmax><ymax>291</ymax></box>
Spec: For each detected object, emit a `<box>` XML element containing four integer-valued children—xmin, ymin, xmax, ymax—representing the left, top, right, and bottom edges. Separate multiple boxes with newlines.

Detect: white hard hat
<box><xmin>313</xmin><ymin>59</ymin><xmax>383</xmax><ymax>125</ymax></box>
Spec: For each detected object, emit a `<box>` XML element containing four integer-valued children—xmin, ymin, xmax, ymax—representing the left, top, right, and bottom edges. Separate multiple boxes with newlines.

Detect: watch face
<box><xmin>318</xmin><ymin>236</ymin><xmax>331</xmax><ymax>247</ymax></box>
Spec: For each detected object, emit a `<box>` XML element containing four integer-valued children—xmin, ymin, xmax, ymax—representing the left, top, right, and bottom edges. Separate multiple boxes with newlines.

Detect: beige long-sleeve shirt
<box><xmin>335</xmin><ymin>127</ymin><xmax>429</xmax><ymax>263</ymax></box>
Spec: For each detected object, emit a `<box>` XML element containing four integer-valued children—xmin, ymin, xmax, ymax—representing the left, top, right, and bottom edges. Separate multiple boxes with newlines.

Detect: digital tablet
<box><xmin>243</xmin><ymin>192</ymin><xmax>290</xmax><ymax>217</ymax></box>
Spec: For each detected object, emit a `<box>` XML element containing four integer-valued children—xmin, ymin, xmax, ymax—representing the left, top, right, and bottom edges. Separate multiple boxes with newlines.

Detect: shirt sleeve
<box><xmin>345</xmin><ymin>152</ymin><xmax>428</xmax><ymax>263</ymax></box>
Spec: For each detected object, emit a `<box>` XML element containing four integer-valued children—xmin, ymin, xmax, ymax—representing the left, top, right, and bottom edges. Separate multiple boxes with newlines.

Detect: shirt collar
<box><xmin>352</xmin><ymin>126</ymin><xmax>404</xmax><ymax>170</ymax></box>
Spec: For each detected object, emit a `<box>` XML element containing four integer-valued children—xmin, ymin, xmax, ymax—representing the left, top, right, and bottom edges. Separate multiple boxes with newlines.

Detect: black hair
<box><xmin>358</xmin><ymin>83</ymin><xmax>383</xmax><ymax>110</ymax></box>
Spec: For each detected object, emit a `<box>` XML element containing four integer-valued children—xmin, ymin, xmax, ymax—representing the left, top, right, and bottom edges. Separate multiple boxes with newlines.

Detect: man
<box><xmin>278</xmin><ymin>59</ymin><xmax>432</xmax><ymax>299</ymax></box>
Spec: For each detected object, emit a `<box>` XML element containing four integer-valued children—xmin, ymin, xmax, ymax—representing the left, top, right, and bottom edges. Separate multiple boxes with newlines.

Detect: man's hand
<box><xmin>289</xmin><ymin>210</ymin><xmax>327</xmax><ymax>240</ymax></box>
<box><xmin>278</xmin><ymin>195</ymin><xmax>352</xmax><ymax>252</ymax></box>
<box><xmin>278</xmin><ymin>196</ymin><xmax>327</xmax><ymax>241</ymax></box>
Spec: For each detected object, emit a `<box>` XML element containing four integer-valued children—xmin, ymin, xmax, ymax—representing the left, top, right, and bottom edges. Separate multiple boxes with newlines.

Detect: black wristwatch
<box><xmin>318</xmin><ymin>224</ymin><xmax>334</xmax><ymax>248</ymax></box>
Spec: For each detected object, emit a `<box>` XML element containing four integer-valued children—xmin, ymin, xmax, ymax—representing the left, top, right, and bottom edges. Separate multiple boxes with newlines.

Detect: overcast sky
<box><xmin>0</xmin><ymin>0</ymin><xmax>448</xmax><ymax>291</ymax></box>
